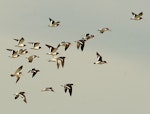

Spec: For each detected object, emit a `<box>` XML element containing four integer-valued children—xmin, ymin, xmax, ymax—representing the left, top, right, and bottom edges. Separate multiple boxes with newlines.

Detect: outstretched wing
<box><xmin>58</xmin><ymin>57</ymin><xmax>65</xmax><ymax>67</ymax></box>
<box><xmin>69</xmin><ymin>87</ymin><xmax>72</xmax><ymax>96</ymax></box>
<box><xmin>19</xmin><ymin>92</ymin><xmax>25</xmax><ymax>96</ymax></box>
<box><xmin>23</xmin><ymin>97</ymin><xmax>27</xmax><ymax>103</ymax></box>
<box><xmin>64</xmin><ymin>86</ymin><xmax>68</xmax><ymax>93</ymax></box>
<box><xmin>49</xmin><ymin>18</ymin><xmax>54</xmax><ymax>22</ymax></box>
<box><xmin>132</xmin><ymin>12</ymin><xmax>137</xmax><ymax>16</ymax></box>
<box><xmin>6</xmin><ymin>49</ymin><xmax>14</xmax><ymax>51</ymax></box>
<box><xmin>18</xmin><ymin>37</ymin><xmax>25</xmax><ymax>45</ymax></box>
<box><xmin>80</xmin><ymin>41</ymin><xmax>85</xmax><ymax>51</ymax></box>
<box><xmin>138</xmin><ymin>12</ymin><xmax>143</xmax><ymax>16</ymax></box>
<box><xmin>32</xmin><ymin>72</ymin><xmax>37</xmax><ymax>78</ymax></box>
<box><xmin>19</xmin><ymin>92</ymin><xmax>27</xmax><ymax>103</ymax></box>
<box><xmin>57</xmin><ymin>60</ymin><xmax>60</xmax><ymax>69</ymax></box>
<box><xmin>34</xmin><ymin>42</ymin><xmax>40</xmax><ymax>47</ymax></box>
<box><xmin>77</xmin><ymin>42</ymin><xmax>81</xmax><ymax>49</ymax></box>
<box><xmin>96</xmin><ymin>52</ymin><xmax>102</xmax><ymax>62</ymax></box>
<box><xmin>45</xmin><ymin>44</ymin><xmax>54</xmax><ymax>52</ymax></box>
<box><xmin>16</xmin><ymin>77</ymin><xmax>20</xmax><ymax>83</ymax></box>
<box><xmin>65</xmin><ymin>43</ymin><xmax>71</xmax><ymax>51</ymax></box>
<box><xmin>15</xmin><ymin>65</ymin><xmax>23</xmax><ymax>74</ymax></box>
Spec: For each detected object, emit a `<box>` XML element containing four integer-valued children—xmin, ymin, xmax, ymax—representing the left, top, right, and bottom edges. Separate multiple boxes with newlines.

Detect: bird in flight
<box><xmin>98</xmin><ymin>28</ymin><xmax>111</xmax><ymax>34</ymax></box>
<box><xmin>45</xmin><ymin>44</ymin><xmax>60</xmax><ymax>56</ymax></box>
<box><xmin>14</xmin><ymin>37</ymin><xmax>26</xmax><ymax>47</ymax></box>
<box><xmin>59</xmin><ymin>41</ymin><xmax>71</xmax><ymax>51</ymax></box>
<box><xmin>94</xmin><ymin>52</ymin><xmax>107</xmax><ymax>64</ymax></box>
<box><xmin>48</xmin><ymin>18</ymin><xmax>60</xmax><ymax>27</ymax></box>
<box><xmin>130</xmin><ymin>12</ymin><xmax>143</xmax><ymax>20</ymax></box>
<box><xmin>28</xmin><ymin>42</ymin><xmax>41</xmax><ymax>50</ymax></box>
<box><xmin>41</xmin><ymin>87</ymin><xmax>54</xmax><ymax>92</ymax></box>
<box><xmin>6</xmin><ymin>49</ymin><xmax>20</xmax><ymax>58</ymax></box>
<box><xmin>28</xmin><ymin>68</ymin><xmax>40</xmax><ymax>78</ymax></box>
<box><xmin>83</xmin><ymin>33</ymin><xmax>94</xmax><ymax>41</ymax></box>
<box><xmin>49</xmin><ymin>56</ymin><xmax>66</xmax><ymax>69</ymax></box>
<box><xmin>10</xmin><ymin>65</ymin><xmax>23</xmax><ymax>83</ymax></box>
<box><xmin>57</xmin><ymin>57</ymin><xmax>66</xmax><ymax>69</ymax></box>
<box><xmin>26</xmin><ymin>55</ymin><xmax>39</xmax><ymax>63</ymax></box>
<box><xmin>18</xmin><ymin>49</ymin><xmax>28</xmax><ymax>55</ymax></box>
<box><xmin>61</xmin><ymin>83</ymin><xmax>74</xmax><ymax>96</ymax></box>
<box><xmin>75</xmin><ymin>38</ymin><xmax>86</xmax><ymax>51</ymax></box>
<box><xmin>14</xmin><ymin>91</ymin><xmax>27</xmax><ymax>103</ymax></box>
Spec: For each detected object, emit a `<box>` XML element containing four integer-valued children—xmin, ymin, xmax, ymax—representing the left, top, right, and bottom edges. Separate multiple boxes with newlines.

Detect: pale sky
<box><xmin>0</xmin><ymin>0</ymin><xmax>150</xmax><ymax>114</ymax></box>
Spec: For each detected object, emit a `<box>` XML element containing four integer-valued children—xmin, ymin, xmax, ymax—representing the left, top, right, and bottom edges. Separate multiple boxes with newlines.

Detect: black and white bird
<box><xmin>98</xmin><ymin>28</ymin><xmax>111</xmax><ymax>34</ymax></box>
<box><xmin>27</xmin><ymin>55</ymin><xmax>39</xmax><ymax>63</ymax></box>
<box><xmin>83</xmin><ymin>33</ymin><xmax>94</xmax><ymax>41</ymax></box>
<box><xmin>18</xmin><ymin>49</ymin><xmax>28</xmax><ymax>55</ymax></box>
<box><xmin>130</xmin><ymin>12</ymin><xmax>143</xmax><ymax>20</ymax></box>
<box><xmin>28</xmin><ymin>68</ymin><xmax>40</xmax><ymax>78</ymax></box>
<box><xmin>57</xmin><ymin>57</ymin><xmax>66</xmax><ymax>69</ymax></box>
<box><xmin>6</xmin><ymin>49</ymin><xmax>20</xmax><ymax>58</ymax></box>
<box><xmin>45</xmin><ymin>44</ymin><xmax>60</xmax><ymax>56</ymax></box>
<box><xmin>48</xmin><ymin>18</ymin><xmax>60</xmax><ymax>27</ymax></box>
<box><xmin>75</xmin><ymin>38</ymin><xmax>86</xmax><ymax>51</ymax></box>
<box><xmin>28</xmin><ymin>42</ymin><xmax>41</xmax><ymax>50</ymax></box>
<box><xmin>61</xmin><ymin>83</ymin><xmax>74</xmax><ymax>96</ymax></box>
<box><xmin>59</xmin><ymin>41</ymin><xmax>71</xmax><ymax>51</ymax></box>
<box><xmin>14</xmin><ymin>91</ymin><xmax>27</xmax><ymax>103</ymax></box>
<box><xmin>94</xmin><ymin>52</ymin><xmax>107</xmax><ymax>64</ymax></box>
<box><xmin>14</xmin><ymin>37</ymin><xmax>26</xmax><ymax>47</ymax></box>
<box><xmin>41</xmin><ymin>87</ymin><xmax>54</xmax><ymax>92</ymax></box>
<box><xmin>10</xmin><ymin>65</ymin><xmax>23</xmax><ymax>83</ymax></box>
<box><xmin>48</xmin><ymin>56</ymin><xmax>66</xmax><ymax>69</ymax></box>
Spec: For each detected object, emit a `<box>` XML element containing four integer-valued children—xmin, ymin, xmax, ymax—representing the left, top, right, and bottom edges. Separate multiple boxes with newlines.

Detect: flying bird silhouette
<box><xmin>59</xmin><ymin>41</ymin><xmax>71</xmax><ymax>51</ymax></box>
<box><xmin>130</xmin><ymin>12</ymin><xmax>143</xmax><ymax>20</ymax></box>
<box><xmin>10</xmin><ymin>65</ymin><xmax>23</xmax><ymax>83</ymax></box>
<box><xmin>48</xmin><ymin>56</ymin><xmax>66</xmax><ymax>69</ymax></box>
<box><xmin>14</xmin><ymin>91</ymin><xmax>27</xmax><ymax>103</ymax></box>
<box><xmin>61</xmin><ymin>83</ymin><xmax>74</xmax><ymax>96</ymax></box>
<box><xmin>28</xmin><ymin>68</ymin><xmax>40</xmax><ymax>78</ymax></box>
<box><xmin>94</xmin><ymin>52</ymin><xmax>107</xmax><ymax>64</ymax></box>
<box><xmin>48</xmin><ymin>18</ymin><xmax>60</xmax><ymax>27</ymax></box>
<box><xmin>83</xmin><ymin>33</ymin><xmax>94</xmax><ymax>41</ymax></box>
<box><xmin>14</xmin><ymin>37</ymin><xmax>26</xmax><ymax>47</ymax></box>
<box><xmin>26</xmin><ymin>55</ymin><xmax>39</xmax><ymax>63</ymax></box>
<box><xmin>45</xmin><ymin>44</ymin><xmax>60</xmax><ymax>56</ymax></box>
<box><xmin>98</xmin><ymin>28</ymin><xmax>111</xmax><ymax>34</ymax></box>
<box><xmin>28</xmin><ymin>42</ymin><xmax>41</xmax><ymax>50</ymax></box>
<box><xmin>75</xmin><ymin>38</ymin><xmax>86</xmax><ymax>51</ymax></box>
<box><xmin>6</xmin><ymin>49</ymin><xmax>20</xmax><ymax>58</ymax></box>
<box><xmin>18</xmin><ymin>49</ymin><xmax>28</xmax><ymax>55</ymax></box>
<box><xmin>41</xmin><ymin>87</ymin><xmax>54</xmax><ymax>92</ymax></box>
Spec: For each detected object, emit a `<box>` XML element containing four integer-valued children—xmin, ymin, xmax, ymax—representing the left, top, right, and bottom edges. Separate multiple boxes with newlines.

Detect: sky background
<box><xmin>0</xmin><ymin>0</ymin><xmax>150</xmax><ymax>114</ymax></box>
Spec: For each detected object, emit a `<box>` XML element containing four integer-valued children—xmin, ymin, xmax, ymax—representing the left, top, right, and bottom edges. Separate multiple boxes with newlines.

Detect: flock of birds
<box><xmin>7</xmin><ymin>11</ymin><xmax>143</xmax><ymax>103</ymax></box>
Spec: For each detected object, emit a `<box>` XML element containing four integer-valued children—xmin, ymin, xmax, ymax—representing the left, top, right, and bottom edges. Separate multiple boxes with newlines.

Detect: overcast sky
<box><xmin>0</xmin><ymin>0</ymin><xmax>150</xmax><ymax>114</ymax></box>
